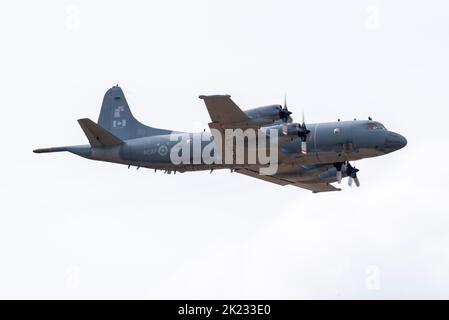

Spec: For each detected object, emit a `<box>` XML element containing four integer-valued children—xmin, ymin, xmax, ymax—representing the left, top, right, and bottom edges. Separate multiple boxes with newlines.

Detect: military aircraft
<box><xmin>34</xmin><ymin>86</ymin><xmax>407</xmax><ymax>193</ymax></box>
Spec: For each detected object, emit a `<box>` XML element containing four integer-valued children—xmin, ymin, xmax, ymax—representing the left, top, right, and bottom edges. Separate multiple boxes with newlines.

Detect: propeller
<box><xmin>279</xmin><ymin>95</ymin><xmax>292</xmax><ymax>123</ymax></box>
<box><xmin>334</xmin><ymin>162</ymin><xmax>343</xmax><ymax>184</ymax></box>
<box><xmin>346</xmin><ymin>162</ymin><xmax>360</xmax><ymax>187</ymax></box>
<box><xmin>298</xmin><ymin>112</ymin><xmax>310</xmax><ymax>154</ymax></box>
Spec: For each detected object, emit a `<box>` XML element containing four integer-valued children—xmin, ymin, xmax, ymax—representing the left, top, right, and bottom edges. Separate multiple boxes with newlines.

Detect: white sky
<box><xmin>1</xmin><ymin>0</ymin><xmax>449</xmax><ymax>299</ymax></box>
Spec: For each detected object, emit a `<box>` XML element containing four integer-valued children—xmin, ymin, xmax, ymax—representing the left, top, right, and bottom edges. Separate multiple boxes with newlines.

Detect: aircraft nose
<box><xmin>384</xmin><ymin>131</ymin><xmax>407</xmax><ymax>152</ymax></box>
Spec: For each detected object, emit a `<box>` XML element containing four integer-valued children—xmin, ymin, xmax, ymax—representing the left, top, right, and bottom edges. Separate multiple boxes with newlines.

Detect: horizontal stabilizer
<box><xmin>78</xmin><ymin>118</ymin><xmax>123</xmax><ymax>147</ymax></box>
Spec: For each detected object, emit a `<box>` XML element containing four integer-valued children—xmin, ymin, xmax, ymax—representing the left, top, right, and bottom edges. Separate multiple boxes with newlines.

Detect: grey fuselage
<box><xmin>34</xmin><ymin>86</ymin><xmax>407</xmax><ymax>191</ymax></box>
<box><xmin>65</xmin><ymin>119</ymin><xmax>407</xmax><ymax>173</ymax></box>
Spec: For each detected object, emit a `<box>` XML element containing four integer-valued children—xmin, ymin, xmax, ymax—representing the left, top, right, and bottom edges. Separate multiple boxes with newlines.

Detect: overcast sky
<box><xmin>1</xmin><ymin>0</ymin><xmax>448</xmax><ymax>299</ymax></box>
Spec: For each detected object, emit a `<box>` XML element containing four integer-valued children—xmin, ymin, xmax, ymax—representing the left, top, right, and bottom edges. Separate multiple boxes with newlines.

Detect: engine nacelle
<box><xmin>244</xmin><ymin>105</ymin><xmax>291</xmax><ymax>125</ymax></box>
<box><xmin>279</xmin><ymin>123</ymin><xmax>300</xmax><ymax>136</ymax></box>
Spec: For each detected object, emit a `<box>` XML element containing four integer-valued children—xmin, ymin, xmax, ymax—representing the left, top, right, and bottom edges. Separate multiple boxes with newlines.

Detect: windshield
<box><xmin>367</xmin><ymin>122</ymin><xmax>386</xmax><ymax>130</ymax></box>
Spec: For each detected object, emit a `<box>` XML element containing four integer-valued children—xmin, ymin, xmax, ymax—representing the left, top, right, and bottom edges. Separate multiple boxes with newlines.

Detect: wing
<box><xmin>199</xmin><ymin>95</ymin><xmax>259</xmax><ymax>129</ymax></box>
<box><xmin>199</xmin><ymin>95</ymin><xmax>268</xmax><ymax>162</ymax></box>
<box><xmin>235</xmin><ymin>167</ymin><xmax>341</xmax><ymax>193</ymax></box>
<box><xmin>199</xmin><ymin>95</ymin><xmax>290</xmax><ymax>129</ymax></box>
<box><xmin>200</xmin><ymin>95</ymin><xmax>273</xmax><ymax>130</ymax></box>
<box><xmin>235</xmin><ymin>168</ymin><xmax>290</xmax><ymax>186</ymax></box>
<box><xmin>291</xmin><ymin>181</ymin><xmax>341</xmax><ymax>193</ymax></box>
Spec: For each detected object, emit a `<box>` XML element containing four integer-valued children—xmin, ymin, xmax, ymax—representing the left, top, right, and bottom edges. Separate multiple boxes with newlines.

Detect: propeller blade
<box><xmin>282</xmin><ymin>124</ymin><xmax>289</xmax><ymax>135</ymax></box>
<box><xmin>298</xmin><ymin>111</ymin><xmax>309</xmax><ymax>155</ymax></box>
<box><xmin>279</xmin><ymin>95</ymin><xmax>292</xmax><ymax>123</ymax></box>
<box><xmin>337</xmin><ymin>170</ymin><xmax>342</xmax><ymax>184</ymax></box>
<box><xmin>354</xmin><ymin>177</ymin><xmax>360</xmax><ymax>187</ymax></box>
<box><xmin>348</xmin><ymin>176</ymin><xmax>353</xmax><ymax>187</ymax></box>
<box><xmin>301</xmin><ymin>140</ymin><xmax>307</xmax><ymax>154</ymax></box>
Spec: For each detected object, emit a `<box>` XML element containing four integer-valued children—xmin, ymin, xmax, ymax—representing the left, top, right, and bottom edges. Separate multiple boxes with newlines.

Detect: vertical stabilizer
<box><xmin>97</xmin><ymin>86</ymin><xmax>172</xmax><ymax>140</ymax></box>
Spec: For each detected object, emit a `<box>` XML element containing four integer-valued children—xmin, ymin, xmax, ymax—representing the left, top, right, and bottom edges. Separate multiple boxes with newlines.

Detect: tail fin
<box><xmin>97</xmin><ymin>86</ymin><xmax>172</xmax><ymax>140</ymax></box>
<box><xmin>78</xmin><ymin>118</ymin><xmax>123</xmax><ymax>147</ymax></box>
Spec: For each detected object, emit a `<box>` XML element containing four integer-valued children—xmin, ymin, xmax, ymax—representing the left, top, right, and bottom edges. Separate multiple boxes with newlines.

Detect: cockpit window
<box><xmin>367</xmin><ymin>122</ymin><xmax>386</xmax><ymax>130</ymax></box>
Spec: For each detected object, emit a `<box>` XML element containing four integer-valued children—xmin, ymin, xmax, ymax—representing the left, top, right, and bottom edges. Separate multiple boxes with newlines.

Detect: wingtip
<box><xmin>198</xmin><ymin>94</ymin><xmax>231</xmax><ymax>99</ymax></box>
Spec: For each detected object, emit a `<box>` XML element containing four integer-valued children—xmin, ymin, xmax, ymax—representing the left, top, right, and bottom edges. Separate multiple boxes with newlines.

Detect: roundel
<box><xmin>158</xmin><ymin>145</ymin><xmax>169</xmax><ymax>156</ymax></box>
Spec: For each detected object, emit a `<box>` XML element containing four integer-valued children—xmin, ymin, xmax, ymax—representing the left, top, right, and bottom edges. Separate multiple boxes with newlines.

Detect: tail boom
<box><xmin>33</xmin><ymin>147</ymin><xmax>69</xmax><ymax>153</ymax></box>
<box><xmin>33</xmin><ymin>145</ymin><xmax>92</xmax><ymax>158</ymax></box>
